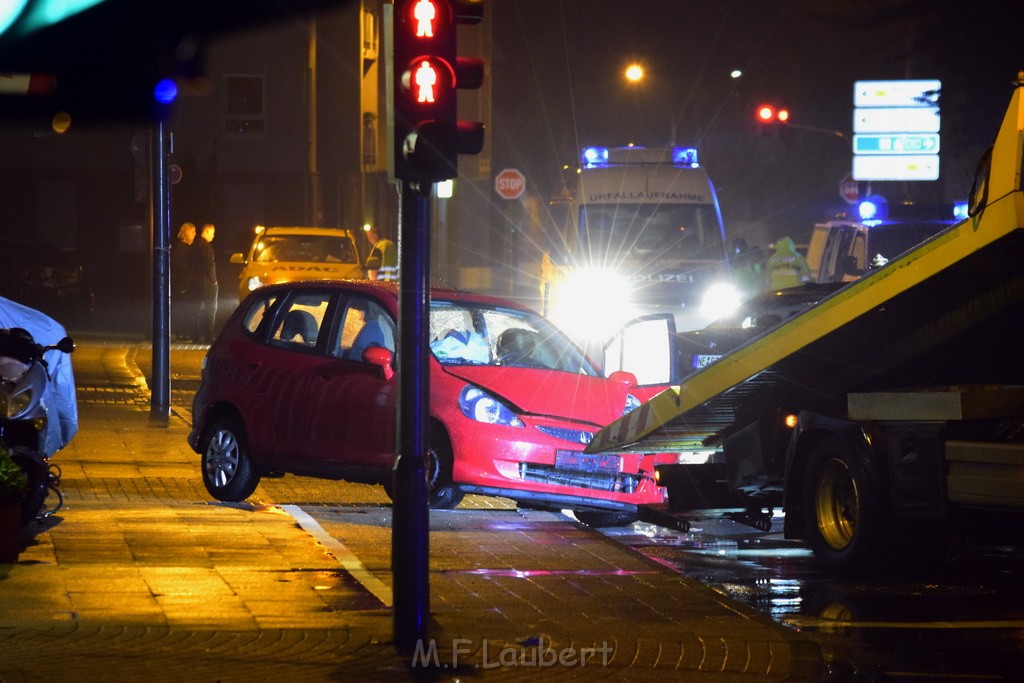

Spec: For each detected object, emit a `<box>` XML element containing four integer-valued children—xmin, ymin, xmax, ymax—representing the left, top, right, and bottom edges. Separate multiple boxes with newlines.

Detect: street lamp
<box><xmin>624</xmin><ymin>63</ymin><xmax>644</xmax><ymax>83</ymax></box>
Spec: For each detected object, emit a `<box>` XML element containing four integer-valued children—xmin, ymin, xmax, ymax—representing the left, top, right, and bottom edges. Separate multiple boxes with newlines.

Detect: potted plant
<box><xmin>0</xmin><ymin>447</ymin><xmax>26</xmax><ymax>562</ymax></box>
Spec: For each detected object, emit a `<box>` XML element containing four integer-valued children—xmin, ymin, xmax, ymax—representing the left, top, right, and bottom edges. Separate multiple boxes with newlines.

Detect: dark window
<box><xmin>225</xmin><ymin>75</ymin><xmax>265</xmax><ymax>136</ymax></box>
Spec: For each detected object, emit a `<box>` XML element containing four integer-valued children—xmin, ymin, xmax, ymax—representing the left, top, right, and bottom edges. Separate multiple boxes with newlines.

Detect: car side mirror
<box><xmin>363</xmin><ymin>346</ymin><xmax>394</xmax><ymax>380</ymax></box>
<box><xmin>607</xmin><ymin>370</ymin><xmax>638</xmax><ymax>389</ymax></box>
<box><xmin>229</xmin><ymin>253</ymin><xmax>246</xmax><ymax>265</ymax></box>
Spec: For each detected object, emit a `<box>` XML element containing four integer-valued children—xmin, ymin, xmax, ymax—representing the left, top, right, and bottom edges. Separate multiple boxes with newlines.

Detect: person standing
<box><xmin>171</xmin><ymin>222</ymin><xmax>196</xmax><ymax>341</ymax></box>
<box><xmin>730</xmin><ymin>237</ymin><xmax>767</xmax><ymax>300</ymax></box>
<box><xmin>192</xmin><ymin>223</ymin><xmax>219</xmax><ymax>343</ymax></box>
<box><xmin>364</xmin><ymin>227</ymin><xmax>398</xmax><ymax>281</ymax></box>
<box><xmin>766</xmin><ymin>236</ymin><xmax>811</xmax><ymax>290</ymax></box>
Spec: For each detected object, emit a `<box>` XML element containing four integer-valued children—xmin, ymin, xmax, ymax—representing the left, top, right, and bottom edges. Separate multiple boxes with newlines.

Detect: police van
<box><xmin>805</xmin><ymin>198</ymin><xmax>966</xmax><ymax>283</ymax></box>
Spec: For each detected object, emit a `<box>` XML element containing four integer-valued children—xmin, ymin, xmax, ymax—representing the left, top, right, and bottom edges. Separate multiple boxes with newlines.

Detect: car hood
<box><xmin>440</xmin><ymin>365</ymin><xmax>632</xmax><ymax>425</ymax></box>
<box><xmin>246</xmin><ymin>262</ymin><xmax>363</xmax><ymax>281</ymax></box>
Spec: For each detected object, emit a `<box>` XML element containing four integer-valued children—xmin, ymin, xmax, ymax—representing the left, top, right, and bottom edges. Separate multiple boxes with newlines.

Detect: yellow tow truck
<box><xmin>589</xmin><ymin>72</ymin><xmax>1024</xmax><ymax>575</ymax></box>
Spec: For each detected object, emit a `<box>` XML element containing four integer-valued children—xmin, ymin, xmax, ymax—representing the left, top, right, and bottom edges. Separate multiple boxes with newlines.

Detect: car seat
<box><xmin>348</xmin><ymin>318</ymin><xmax>394</xmax><ymax>360</ymax></box>
<box><xmin>281</xmin><ymin>309</ymin><xmax>318</xmax><ymax>345</ymax></box>
<box><xmin>496</xmin><ymin>328</ymin><xmax>537</xmax><ymax>366</ymax></box>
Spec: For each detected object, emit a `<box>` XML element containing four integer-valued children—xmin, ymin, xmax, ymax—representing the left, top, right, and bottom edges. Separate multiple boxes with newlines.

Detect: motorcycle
<box><xmin>0</xmin><ymin>327</ymin><xmax>75</xmax><ymax>526</ymax></box>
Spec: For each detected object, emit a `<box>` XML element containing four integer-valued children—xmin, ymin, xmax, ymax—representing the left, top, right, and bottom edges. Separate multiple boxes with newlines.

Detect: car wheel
<box><xmin>802</xmin><ymin>435</ymin><xmax>887</xmax><ymax>575</ymax></box>
<box><xmin>427</xmin><ymin>431</ymin><xmax>464</xmax><ymax>510</ymax></box>
<box><xmin>201</xmin><ymin>417</ymin><xmax>260</xmax><ymax>502</ymax></box>
<box><xmin>574</xmin><ymin>510</ymin><xmax>637</xmax><ymax>528</ymax></box>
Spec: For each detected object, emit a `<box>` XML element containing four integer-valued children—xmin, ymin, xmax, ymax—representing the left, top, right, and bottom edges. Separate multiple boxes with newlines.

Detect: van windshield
<box><xmin>579</xmin><ymin>203</ymin><xmax>725</xmax><ymax>262</ymax></box>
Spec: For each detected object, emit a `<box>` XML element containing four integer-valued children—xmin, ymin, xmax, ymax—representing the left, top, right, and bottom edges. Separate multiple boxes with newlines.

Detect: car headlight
<box><xmin>459</xmin><ymin>386</ymin><xmax>524</xmax><ymax>427</ymax></box>
<box><xmin>246</xmin><ymin>276</ymin><xmax>262</xmax><ymax>292</ymax></box>
<box><xmin>6</xmin><ymin>387</ymin><xmax>32</xmax><ymax>418</ymax></box>
<box><xmin>624</xmin><ymin>393</ymin><xmax>641</xmax><ymax>414</ymax></box>
<box><xmin>699</xmin><ymin>283</ymin><xmax>742</xmax><ymax>320</ymax></box>
<box><xmin>547</xmin><ymin>267</ymin><xmax>636</xmax><ymax>342</ymax></box>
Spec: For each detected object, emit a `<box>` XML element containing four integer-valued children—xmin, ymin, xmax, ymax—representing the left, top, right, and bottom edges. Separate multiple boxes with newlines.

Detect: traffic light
<box><xmin>392</xmin><ymin>0</ymin><xmax>485</xmax><ymax>183</ymax></box>
<box><xmin>755</xmin><ymin>103</ymin><xmax>789</xmax><ymax>135</ymax></box>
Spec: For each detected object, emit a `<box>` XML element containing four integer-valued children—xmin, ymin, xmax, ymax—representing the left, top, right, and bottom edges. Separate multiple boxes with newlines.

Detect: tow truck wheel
<box><xmin>803</xmin><ymin>435</ymin><xmax>886</xmax><ymax>575</ymax></box>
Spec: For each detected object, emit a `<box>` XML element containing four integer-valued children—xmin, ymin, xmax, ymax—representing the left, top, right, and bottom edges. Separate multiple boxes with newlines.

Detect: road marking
<box><xmin>784</xmin><ymin>615</ymin><xmax>1024</xmax><ymax>629</ymax></box>
<box><xmin>282</xmin><ymin>504</ymin><xmax>393</xmax><ymax>607</ymax></box>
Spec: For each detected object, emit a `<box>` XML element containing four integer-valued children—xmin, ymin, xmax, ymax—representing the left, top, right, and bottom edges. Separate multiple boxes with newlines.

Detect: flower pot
<box><xmin>0</xmin><ymin>502</ymin><xmax>22</xmax><ymax>563</ymax></box>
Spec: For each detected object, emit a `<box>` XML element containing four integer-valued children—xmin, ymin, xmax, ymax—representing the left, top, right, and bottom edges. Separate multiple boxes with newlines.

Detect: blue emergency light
<box><xmin>581</xmin><ymin>146</ymin><xmax>609</xmax><ymax>168</ymax></box>
<box><xmin>858</xmin><ymin>196</ymin><xmax>887</xmax><ymax>221</ymax></box>
<box><xmin>953</xmin><ymin>201</ymin><xmax>968</xmax><ymax>220</ymax></box>
<box><xmin>672</xmin><ymin>147</ymin><xmax>699</xmax><ymax>167</ymax></box>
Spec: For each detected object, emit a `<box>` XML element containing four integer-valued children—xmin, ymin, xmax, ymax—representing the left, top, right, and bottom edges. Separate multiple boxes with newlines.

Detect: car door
<box><xmin>245</xmin><ymin>289</ymin><xmax>336</xmax><ymax>461</ymax></box>
<box><xmin>302</xmin><ymin>293</ymin><xmax>397</xmax><ymax>467</ymax></box>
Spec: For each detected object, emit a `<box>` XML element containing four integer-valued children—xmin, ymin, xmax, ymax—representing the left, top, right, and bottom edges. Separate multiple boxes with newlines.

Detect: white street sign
<box><xmin>853</xmin><ymin>107</ymin><xmax>940</xmax><ymax>133</ymax></box>
<box><xmin>854</xmin><ymin>79</ymin><xmax>941</xmax><ymax>108</ymax></box>
<box><xmin>853</xmin><ymin>155</ymin><xmax>940</xmax><ymax>181</ymax></box>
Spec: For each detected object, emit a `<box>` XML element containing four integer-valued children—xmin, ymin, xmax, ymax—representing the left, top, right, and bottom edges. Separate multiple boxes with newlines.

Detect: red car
<box><xmin>188</xmin><ymin>280</ymin><xmax>667</xmax><ymax>525</ymax></box>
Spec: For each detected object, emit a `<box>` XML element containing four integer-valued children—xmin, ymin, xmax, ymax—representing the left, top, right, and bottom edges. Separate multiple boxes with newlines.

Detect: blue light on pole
<box><xmin>153</xmin><ymin>78</ymin><xmax>177</xmax><ymax>105</ymax></box>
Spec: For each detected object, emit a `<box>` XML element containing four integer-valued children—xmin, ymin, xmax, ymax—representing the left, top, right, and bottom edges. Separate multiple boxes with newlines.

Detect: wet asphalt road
<box><xmin>602</xmin><ymin>516</ymin><xmax>1024</xmax><ymax>681</ymax></box>
<box><xmin>99</xmin><ymin>336</ymin><xmax>1024</xmax><ymax>680</ymax></box>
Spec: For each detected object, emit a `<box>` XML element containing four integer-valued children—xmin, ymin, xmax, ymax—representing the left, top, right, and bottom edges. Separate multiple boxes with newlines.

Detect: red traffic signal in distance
<box><xmin>756</xmin><ymin>104</ymin><xmax>789</xmax><ymax>123</ymax></box>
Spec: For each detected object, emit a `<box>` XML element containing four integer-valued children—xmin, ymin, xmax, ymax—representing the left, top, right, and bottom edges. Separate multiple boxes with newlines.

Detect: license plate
<box><xmin>555</xmin><ymin>451</ymin><xmax>622</xmax><ymax>473</ymax></box>
<box><xmin>692</xmin><ymin>354</ymin><xmax>722</xmax><ymax>369</ymax></box>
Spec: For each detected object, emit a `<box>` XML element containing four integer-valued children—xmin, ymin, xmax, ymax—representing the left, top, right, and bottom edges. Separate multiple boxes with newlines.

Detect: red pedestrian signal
<box><xmin>392</xmin><ymin>0</ymin><xmax>485</xmax><ymax>183</ymax></box>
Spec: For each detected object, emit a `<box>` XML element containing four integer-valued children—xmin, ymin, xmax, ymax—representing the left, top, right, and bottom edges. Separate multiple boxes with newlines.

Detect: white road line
<box><xmin>784</xmin><ymin>615</ymin><xmax>1024</xmax><ymax>629</ymax></box>
<box><xmin>282</xmin><ymin>504</ymin><xmax>393</xmax><ymax>607</ymax></box>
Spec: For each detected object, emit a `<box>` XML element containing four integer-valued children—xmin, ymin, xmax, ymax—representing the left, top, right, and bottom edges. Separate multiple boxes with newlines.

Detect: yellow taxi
<box><xmin>229</xmin><ymin>226</ymin><xmax>364</xmax><ymax>300</ymax></box>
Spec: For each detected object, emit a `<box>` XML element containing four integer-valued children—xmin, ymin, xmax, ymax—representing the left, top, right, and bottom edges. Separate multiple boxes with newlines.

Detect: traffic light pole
<box><xmin>392</xmin><ymin>179</ymin><xmax>432</xmax><ymax>654</ymax></box>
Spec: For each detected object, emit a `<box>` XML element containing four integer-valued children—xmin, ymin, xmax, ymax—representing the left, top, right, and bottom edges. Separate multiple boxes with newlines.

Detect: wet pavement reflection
<box><xmin>603</xmin><ymin>516</ymin><xmax>1024</xmax><ymax>680</ymax></box>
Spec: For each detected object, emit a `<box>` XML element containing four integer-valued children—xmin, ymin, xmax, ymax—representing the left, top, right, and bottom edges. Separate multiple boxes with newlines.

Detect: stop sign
<box><xmin>839</xmin><ymin>173</ymin><xmax>859</xmax><ymax>204</ymax></box>
<box><xmin>495</xmin><ymin>168</ymin><xmax>526</xmax><ymax>200</ymax></box>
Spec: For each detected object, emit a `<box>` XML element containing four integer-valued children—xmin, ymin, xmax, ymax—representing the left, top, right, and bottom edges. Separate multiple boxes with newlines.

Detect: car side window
<box><xmin>334</xmin><ymin>296</ymin><xmax>395</xmax><ymax>360</ymax></box>
<box><xmin>241</xmin><ymin>292</ymin><xmax>279</xmax><ymax>335</ymax></box>
<box><xmin>270</xmin><ymin>292</ymin><xmax>331</xmax><ymax>349</ymax></box>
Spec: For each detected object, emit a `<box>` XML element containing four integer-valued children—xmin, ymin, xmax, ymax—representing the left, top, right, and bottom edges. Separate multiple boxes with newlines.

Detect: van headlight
<box><xmin>699</xmin><ymin>283</ymin><xmax>742</xmax><ymax>320</ymax></box>
<box><xmin>459</xmin><ymin>386</ymin><xmax>524</xmax><ymax>427</ymax></box>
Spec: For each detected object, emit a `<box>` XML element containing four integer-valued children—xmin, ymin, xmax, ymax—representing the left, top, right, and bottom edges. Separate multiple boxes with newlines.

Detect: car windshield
<box><xmin>252</xmin><ymin>235</ymin><xmax>357</xmax><ymax>264</ymax></box>
<box><xmin>429</xmin><ymin>300</ymin><xmax>599</xmax><ymax>375</ymax></box>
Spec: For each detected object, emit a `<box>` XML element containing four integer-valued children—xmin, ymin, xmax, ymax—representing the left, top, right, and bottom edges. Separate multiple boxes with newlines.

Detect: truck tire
<box><xmin>802</xmin><ymin>435</ymin><xmax>887</xmax><ymax>575</ymax></box>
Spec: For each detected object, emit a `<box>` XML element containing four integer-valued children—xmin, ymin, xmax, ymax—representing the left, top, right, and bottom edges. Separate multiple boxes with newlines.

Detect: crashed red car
<box><xmin>188</xmin><ymin>280</ymin><xmax>667</xmax><ymax>525</ymax></box>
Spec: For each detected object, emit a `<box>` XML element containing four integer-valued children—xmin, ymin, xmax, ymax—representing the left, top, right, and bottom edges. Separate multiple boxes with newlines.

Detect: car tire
<box><xmin>802</xmin><ymin>435</ymin><xmax>887</xmax><ymax>575</ymax></box>
<box><xmin>201</xmin><ymin>417</ymin><xmax>260</xmax><ymax>502</ymax></box>
<box><xmin>427</xmin><ymin>430</ymin><xmax>464</xmax><ymax>510</ymax></box>
<box><xmin>574</xmin><ymin>510</ymin><xmax>637</xmax><ymax>528</ymax></box>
